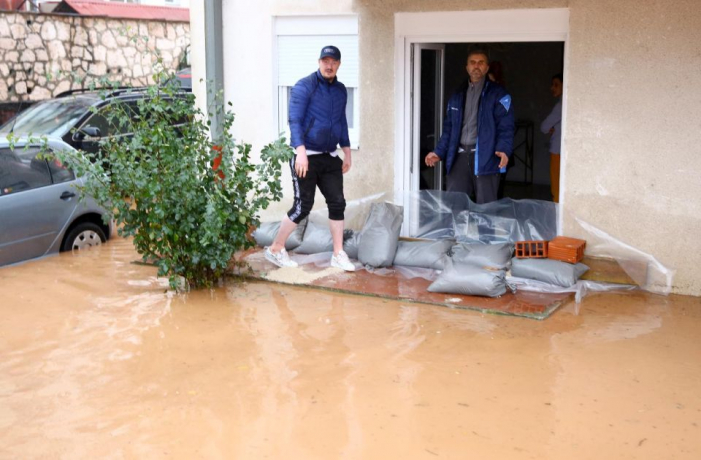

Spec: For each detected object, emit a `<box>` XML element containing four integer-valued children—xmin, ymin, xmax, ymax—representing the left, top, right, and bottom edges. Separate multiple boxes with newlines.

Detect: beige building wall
<box><xmin>192</xmin><ymin>0</ymin><xmax>701</xmax><ymax>296</ymax></box>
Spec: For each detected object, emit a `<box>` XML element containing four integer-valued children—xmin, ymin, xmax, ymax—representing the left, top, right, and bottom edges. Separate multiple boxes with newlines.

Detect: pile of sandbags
<box><xmin>252</xmin><ymin>217</ymin><xmax>307</xmax><ymax>251</ymax></box>
<box><xmin>253</xmin><ymin>202</ymin><xmax>404</xmax><ymax>267</ymax></box>
<box><xmin>251</xmin><ymin>205</ymin><xmax>589</xmax><ymax>298</ymax></box>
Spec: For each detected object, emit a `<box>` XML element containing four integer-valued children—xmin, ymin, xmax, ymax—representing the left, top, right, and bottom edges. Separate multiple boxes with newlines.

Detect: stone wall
<box><xmin>0</xmin><ymin>11</ymin><xmax>189</xmax><ymax>102</ymax></box>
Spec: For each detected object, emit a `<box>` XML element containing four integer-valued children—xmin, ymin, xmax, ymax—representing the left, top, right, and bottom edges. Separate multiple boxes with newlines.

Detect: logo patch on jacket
<box><xmin>499</xmin><ymin>95</ymin><xmax>511</xmax><ymax>112</ymax></box>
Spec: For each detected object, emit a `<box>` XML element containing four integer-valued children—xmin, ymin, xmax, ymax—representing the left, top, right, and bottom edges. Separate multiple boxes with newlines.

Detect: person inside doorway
<box><xmin>540</xmin><ymin>73</ymin><xmax>563</xmax><ymax>203</ymax></box>
<box><xmin>425</xmin><ymin>48</ymin><xmax>515</xmax><ymax>204</ymax></box>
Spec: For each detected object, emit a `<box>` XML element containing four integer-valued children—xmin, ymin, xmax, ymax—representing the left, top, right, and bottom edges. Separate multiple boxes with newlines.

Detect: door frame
<box><xmin>394</xmin><ymin>8</ymin><xmax>570</xmax><ymax>227</ymax></box>
<box><xmin>411</xmin><ymin>43</ymin><xmax>445</xmax><ymax>192</ymax></box>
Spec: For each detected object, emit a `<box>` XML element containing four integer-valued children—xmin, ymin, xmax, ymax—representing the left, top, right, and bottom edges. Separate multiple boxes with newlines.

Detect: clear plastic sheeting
<box><xmin>570</xmin><ymin>216</ymin><xmax>675</xmax><ymax>295</ymax></box>
<box><xmin>453</xmin><ymin>199</ymin><xmax>558</xmax><ymax>244</ymax></box>
<box><xmin>310</xmin><ymin>190</ymin><xmax>557</xmax><ymax>243</ymax></box>
<box><xmin>289</xmin><ymin>251</ymin><xmax>437</xmax><ymax>281</ymax></box>
<box><xmin>285</xmin><ymin>252</ymin><xmax>635</xmax><ymax>305</ymax></box>
<box><xmin>507</xmin><ymin>276</ymin><xmax>637</xmax><ymax>306</ymax></box>
<box><xmin>257</xmin><ymin>190</ymin><xmax>675</xmax><ymax>300</ymax></box>
<box><xmin>393</xmin><ymin>265</ymin><xmax>440</xmax><ymax>281</ymax></box>
<box><xmin>290</xmin><ymin>251</ymin><xmax>334</xmax><ymax>268</ymax></box>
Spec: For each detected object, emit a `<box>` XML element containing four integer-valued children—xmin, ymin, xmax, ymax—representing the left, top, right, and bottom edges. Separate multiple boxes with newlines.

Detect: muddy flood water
<box><xmin>1</xmin><ymin>237</ymin><xmax>700</xmax><ymax>459</ymax></box>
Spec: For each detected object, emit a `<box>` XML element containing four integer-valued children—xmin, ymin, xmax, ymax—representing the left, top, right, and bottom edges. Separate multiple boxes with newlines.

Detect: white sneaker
<box><xmin>331</xmin><ymin>250</ymin><xmax>355</xmax><ymax>272</ymax></box>
<box><xmin>265</xmin><ymin>247</ymin><xmax>298</xmax><ymax>268</ymax></box>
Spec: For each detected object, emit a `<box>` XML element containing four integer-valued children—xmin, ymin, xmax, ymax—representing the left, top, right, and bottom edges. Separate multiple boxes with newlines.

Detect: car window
<box><xmin>134</xmin><ymin>96</ymin><xmax>191</xmax><ymax>127</ymax></box>
<box><xmin>0</xmin><ymin>97</ymin><xmax>95</xmax><ymax>137</ymax></box>
<box><xmin>78</xmin><ymin>95</ymin><xmax>192</xmax><ymax>140</ymax></box>
<box><xmin>82</xmin><ymin>111</ymin><xmax>111</xmax><ymax>138</ymax></box>
<box><xmin>47</xmin><ymin>155</ymin><xmax>75</xmax><ymax>184</ymax></box>
<box><xmin>106</xmin><ymin>102</ymin><xmax>138</xmax><ymax>135</ymax></box>
<box><xmin>0</xmin><ymin>147</ymin><xmax>52</xmax><ymax>196</ymax></box>
<box><xmin>166</xmin><ymin>102</ymin><xmax>191</xmax><ymax>126</ymax></box>
<box><xmin>81</xmin><ymin>102</ymin><xmax>137</xmax><ymax>138</ymax></box>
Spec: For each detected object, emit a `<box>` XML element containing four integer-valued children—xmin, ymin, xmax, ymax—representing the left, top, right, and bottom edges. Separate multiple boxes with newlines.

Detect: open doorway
<box><xmin>414</xmin><ymin>41</ymin><xmax>565</xmax><ymax>201</ymax></box>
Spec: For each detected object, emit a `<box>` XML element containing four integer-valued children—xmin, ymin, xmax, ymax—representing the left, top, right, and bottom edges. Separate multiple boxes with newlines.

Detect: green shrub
<box><xmin>54</xmin><ymin>71</ymin><xmax>293</xmax><ymax>290</ymax></box>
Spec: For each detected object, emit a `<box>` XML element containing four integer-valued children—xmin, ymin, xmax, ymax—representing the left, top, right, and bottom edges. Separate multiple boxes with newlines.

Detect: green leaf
<box><xmin>53</xmin><ymin>55</ymin><xmax>292</xmax><ymax>291</ymax></box>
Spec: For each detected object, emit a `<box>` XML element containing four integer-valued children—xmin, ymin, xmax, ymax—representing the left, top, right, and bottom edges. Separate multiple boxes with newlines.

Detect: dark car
<box><xmin>0</xmin><ymin>87</ymin><xmax>190</xmax><ymax>160</ymax></box>
<box><xmin>0</xmin><ymin>137</ymin><xmax>112</xmax><ymax>267</ymax></box>
<box><xmin>176</xmin><ymin>67</ymin><xmax>192</xmax><ymax>90</ymax></box>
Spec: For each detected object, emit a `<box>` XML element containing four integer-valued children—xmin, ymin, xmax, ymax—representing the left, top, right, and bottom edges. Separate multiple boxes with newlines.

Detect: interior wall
<box><xmin>442</xmin><ymin>42</ymin><xmax>563</xmax><ymax>187</ymax></box>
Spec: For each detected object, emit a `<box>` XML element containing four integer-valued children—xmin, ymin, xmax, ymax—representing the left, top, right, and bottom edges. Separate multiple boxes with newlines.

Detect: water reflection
<box><xmin>1</xmin><ymin>238</ymin><xmax>700</xmax><ymax>459</ymax></box>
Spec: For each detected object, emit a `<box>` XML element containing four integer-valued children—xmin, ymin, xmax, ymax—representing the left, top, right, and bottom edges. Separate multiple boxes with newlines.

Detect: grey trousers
<box><xmin>446</xmin><ymin>150</ymin><xmax>500</xmax><ymax>204</ymax></box>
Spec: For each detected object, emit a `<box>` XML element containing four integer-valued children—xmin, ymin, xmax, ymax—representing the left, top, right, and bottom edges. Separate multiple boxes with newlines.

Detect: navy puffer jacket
<box><xmin>289</xmin><ymin>70</ymin><xmax>350</xmax><ymax>152</ymax></box>
<box><xmin>434</xmin><ymin>79</ymin><xmax>515</xmax><ymax>176</ymax></box>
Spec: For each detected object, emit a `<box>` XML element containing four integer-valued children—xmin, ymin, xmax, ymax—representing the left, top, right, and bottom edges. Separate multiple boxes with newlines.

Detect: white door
<box><xmin>402</xmin><ymin>43</ymin><xmax>445</xmax><ymax>236</ymax></box>
<box><xmin>410</xmin><ymin>43</ymin><xmax>445</xmax><ymax>192</ymax></box>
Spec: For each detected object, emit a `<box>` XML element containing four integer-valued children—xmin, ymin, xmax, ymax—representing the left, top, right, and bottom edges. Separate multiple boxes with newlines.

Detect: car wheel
<box><xmin>62</xmin><ymin>222</ymin><xmax>107</xmax><ymax>252</ymax></box>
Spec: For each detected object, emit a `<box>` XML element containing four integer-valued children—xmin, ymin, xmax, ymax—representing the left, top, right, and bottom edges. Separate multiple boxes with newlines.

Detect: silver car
<box><xmin>0</xmin><ymin>137</ymin><xmax>112</xmax><ymax>266</ymax></box>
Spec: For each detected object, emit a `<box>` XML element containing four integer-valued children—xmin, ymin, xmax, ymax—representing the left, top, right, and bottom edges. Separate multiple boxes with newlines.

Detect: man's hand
<box><xmin>341</xmin><ymin>147</ymin><xmax>352</xmax><ymax>174</ymax></box>
<box><xmin>295</xmin><ymin>146</ymin><xmax>308</xmax><ymax>178</ymax></box>
<box><xmin>425</xmin><ymin>152</ymin><xmax>440</xmax><ymax>167</ymax></box>
<box><xmin>495</xmin><ymin>151</ymin><xmax>508</xmax><ymax>169</ymax></box>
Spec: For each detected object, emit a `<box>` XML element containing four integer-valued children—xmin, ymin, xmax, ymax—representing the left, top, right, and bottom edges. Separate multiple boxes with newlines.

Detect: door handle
<box><xmin>60</xmin><ymin>191</ymin><xmax>76</xmax><ymax>200</ymax></box>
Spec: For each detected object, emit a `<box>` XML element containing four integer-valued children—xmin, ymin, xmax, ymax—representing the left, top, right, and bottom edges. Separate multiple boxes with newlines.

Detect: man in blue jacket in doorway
<box><xmin>425</xmin><ymin>49</ymin><xmax>515</xmax><ymax>203</ymax></box>
<box><xmin>265</xmin><ymin>45</ymin><xmax>355</xmax><ymax>271</ymax></box>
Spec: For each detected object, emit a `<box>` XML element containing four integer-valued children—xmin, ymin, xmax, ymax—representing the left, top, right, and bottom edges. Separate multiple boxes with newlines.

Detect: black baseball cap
<box><xmin>319</xmin><ymin>45</ymin><xmax>341</xmax><ymax>61</ymax></box>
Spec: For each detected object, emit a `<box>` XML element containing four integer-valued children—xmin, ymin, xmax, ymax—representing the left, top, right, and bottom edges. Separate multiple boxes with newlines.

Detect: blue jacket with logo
<box><xmin>289</xmin><ymin>70</ymin><xmax>350</xmax><ymax>152</ymax></box>
<box><xmin>434</xmin><ymin>79</ymin><xmax>515</xmax><ymax>176</ymax></box>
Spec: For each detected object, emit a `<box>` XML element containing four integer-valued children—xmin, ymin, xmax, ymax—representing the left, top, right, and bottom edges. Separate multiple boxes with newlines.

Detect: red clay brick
<box><xmin>547</xmin><ymin>236</ymin><xmax>586</xmax><ymax>264</ymax></box>
<box><xmin>515</xmin><ymin>241</ymin><xmax>548</xmax><ymax>259</ymax></box>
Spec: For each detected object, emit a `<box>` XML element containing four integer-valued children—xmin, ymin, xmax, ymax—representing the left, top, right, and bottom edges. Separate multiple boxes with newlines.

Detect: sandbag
<box><xmin>451</xmin><ymin>242</ymin><xmax>514</xmax><ymax>270</ymax></box>
<box><xmin>511</xmin><ymin>258</ymin><xmax>589</xmax><ymax>287</ymax></box>
<box><xmin>252</xmin><ymin>221</ymin><xmax>278</xmax><ymax>247</ymax></box>
<box><xmin>393</xmin><ymin>240</ymin><xmax>452</xmax><ymax>270</ymax></box>
<box><xmin>428</xmin><ymin>261</ymin><xmax>507</xmax><ymax>297</ymax></box>
<box><xmin>358</xmin><ymin>202</ymin><xmax>404</xmax><ymax>267</ymax></box>
<box><xmin>343</xmin><ymin>230</ymin><xmax>361</xmax><ymax>259</ymax></box>
<box><xmin>294</xmin><ymin>220</ymin><xmax>334</xmax><ymax>254</ymax></box>
<box><xmin>252</xmin><ymin>218</ymin><xmax>307</xmax><ymax>250</ymax></box>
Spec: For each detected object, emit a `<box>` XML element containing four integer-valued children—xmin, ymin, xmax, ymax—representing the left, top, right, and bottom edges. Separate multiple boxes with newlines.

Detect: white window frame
<box><xmin>274</xmin><ymin>15</ymin><xmax>360</xmax><ymax>149</ymax></box>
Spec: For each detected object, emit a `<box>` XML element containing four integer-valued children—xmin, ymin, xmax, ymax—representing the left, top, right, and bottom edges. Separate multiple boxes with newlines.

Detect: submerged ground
<box><xmin>1</xmin><ymin>237</ymin><xmax>700</xmax><ymax>459</ymax></box>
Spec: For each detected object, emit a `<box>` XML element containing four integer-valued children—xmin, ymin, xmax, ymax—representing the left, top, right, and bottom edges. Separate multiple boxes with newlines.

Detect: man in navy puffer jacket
<box><xmin>426</xmin><ymin>49</ymin><xmax>515</xmax><ymax>204</ymax></box>
<box><xmin>265</xmin><ymin>45</ymin><xmax>355</xmax><ymax>271</ymax></box>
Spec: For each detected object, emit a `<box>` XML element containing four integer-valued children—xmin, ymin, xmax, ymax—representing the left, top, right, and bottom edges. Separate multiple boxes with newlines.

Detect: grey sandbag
<box><xmin>343</xmin><ymin>230</ymin><xmax>361</xmax><ymax>259</ymax></box>
<box><xmin>294</xmin><ymin>220</ymin><xmax>333</xmax><ymax>254</ymax></box>
<box><xmin>252</xmin><ymin>221</ymin><xmax>279</xmax><ymax>247</ymax></box>
<box><xmin>252</xmin><ymin>218</ymin><xmax>307</xmax><ymax>250</ymax></box>
<box><xmin>393</xmin><ymin>240</ymin><xmax>453</xmax><ymax>270</ymax></box>
<box><xmin>511</xmin><ymin>258</ymin><xmax>589</xmax><ymax>287</ymax></box>
<box><xmin>428</xmin><ymin>261</ymin><xmax>507</xmax><ymax>297</ymax></box>
<box><xmin>358</xmin><ymin>202</ymin><xmax>404</xmax><ymax>267</ymax></box>
<box><xmin>451</xmin><ymin>242</ymin><xmax>514</xmax><ymax>270</ymax></box>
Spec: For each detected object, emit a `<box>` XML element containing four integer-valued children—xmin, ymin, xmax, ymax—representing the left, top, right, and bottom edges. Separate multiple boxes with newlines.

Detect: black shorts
<box><xmin>287</xmin><ymin>153</ymin><xmax>346</xmax><ymax>223</ymax></box>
